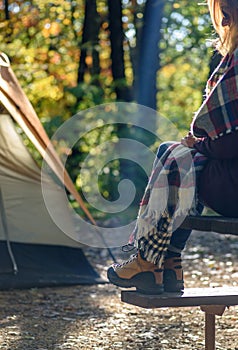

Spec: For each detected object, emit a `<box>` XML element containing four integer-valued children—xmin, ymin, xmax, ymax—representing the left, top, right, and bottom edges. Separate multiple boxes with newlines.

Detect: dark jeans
<box><xmin>166</xmin><ymin>201</ymin><xmax>204</xmax><ymax>257</ymax></box>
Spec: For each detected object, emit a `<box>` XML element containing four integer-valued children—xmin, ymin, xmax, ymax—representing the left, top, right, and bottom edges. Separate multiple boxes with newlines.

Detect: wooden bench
<box><xmin>121</xmin><ymin>215</ymin><xmax>238</xmax><ymax>350</ymax></box>
<box><xmin>180</xmin><ymin>215</ymin><xmax>238</xmax><ymax>236</ymax></box>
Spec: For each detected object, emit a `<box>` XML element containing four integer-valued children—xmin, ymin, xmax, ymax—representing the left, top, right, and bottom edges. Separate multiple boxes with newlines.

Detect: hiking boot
<box><xmin>107</xmin><ymin>252</ymin><xmax>164</xmax><ymax>294</ymax></box>
<box><xmin>163</xmin><ymin>257</ymin><xmax>184</xmax><ymax>292</ymax></box>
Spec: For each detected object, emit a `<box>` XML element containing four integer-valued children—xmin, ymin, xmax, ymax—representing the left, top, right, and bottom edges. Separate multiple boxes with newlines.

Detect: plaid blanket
<box><xmin>131</xmin><ymin>143</ymin><xmax>207</xmax><ymax>266</ymax></box>
<box><xmin>192</xmin><ymin>48</ymin><xmax>238</xmax><ymax>139</ymax></box>
<box><xmin>131</xmin><ymin>48</ymin><xmax>238</xmax><ymax>266</ymax></box>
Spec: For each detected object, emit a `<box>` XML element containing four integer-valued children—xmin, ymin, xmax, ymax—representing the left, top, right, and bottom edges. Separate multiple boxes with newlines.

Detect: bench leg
<box><xmin>204</xmin><ymin>312</ymin><xmax>215</xmax><ymax>350</ymax></box>
<box><xmin>200</xmin><ymin>305</ymin><xmax>226</xmax><ymax>350</ymax></box>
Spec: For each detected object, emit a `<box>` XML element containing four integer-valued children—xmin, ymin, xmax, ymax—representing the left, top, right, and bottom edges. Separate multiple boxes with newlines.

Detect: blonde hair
<box><xmin>208</xmin><ymin>0</ymin><xmax>238</xmax><ymax>55</ymax></box>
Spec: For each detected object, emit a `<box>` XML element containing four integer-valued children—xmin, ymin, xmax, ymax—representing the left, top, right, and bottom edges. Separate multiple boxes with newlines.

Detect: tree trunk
<box><xmin>4</xmin><ymin>0</ymin><xmax>9</xmax><ymax>20</ymax></box>
<box><xmin>115</xmin><ymin>0</ymin><xmax>165</xmax><ymax>211</ymax></box>
<box><xmin>135</xmin><ymin>0</ymin><xmax>165</xmax><ymax>110</ymax></box>
<box><xmin>108</xmin><ymin>0</ymin><xmax>132</xmax><ymax>101</ymax></box>
<box><xmin>77</xmin><ymin>0</ymin><xmax>101</xmax><ymax>84</ymax></box>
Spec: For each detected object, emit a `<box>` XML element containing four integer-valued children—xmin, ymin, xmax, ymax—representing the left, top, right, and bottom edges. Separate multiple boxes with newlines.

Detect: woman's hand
<box><xmin>181</xmin><ymin>132</ymin><xmax>200</xmax><ymax>148</ymax></box>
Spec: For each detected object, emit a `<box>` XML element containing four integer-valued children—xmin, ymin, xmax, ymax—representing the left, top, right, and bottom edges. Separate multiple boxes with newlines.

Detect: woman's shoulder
<box><xmin>233</xmin><ymin>47</ymin><xmax>238</xmax><ymax>58</ymax></box>
<box><xmin>228</xmin><ymin>47</ymin><xmax>238</xmax><ymax>67</ymax></box>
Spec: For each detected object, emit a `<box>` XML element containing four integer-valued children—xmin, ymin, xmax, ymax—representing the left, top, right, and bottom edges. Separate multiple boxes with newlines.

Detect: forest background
<box><xmin>0</xmin><ymin>0</ymin><xmax>217</xmax><ymax>224</ymax></box>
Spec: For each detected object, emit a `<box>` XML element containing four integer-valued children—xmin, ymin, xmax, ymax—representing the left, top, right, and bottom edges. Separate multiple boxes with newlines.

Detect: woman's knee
<box><xmin>156</xmin><ymin>141</ymin><xmax>176</xmax><ymax>158</ymax></box>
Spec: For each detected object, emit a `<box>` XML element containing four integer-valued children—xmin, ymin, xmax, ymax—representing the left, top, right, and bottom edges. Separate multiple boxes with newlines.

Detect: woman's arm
<box><xmin>182</xmin><ymin>130</ymin><xmax>238</xmax><ymax>159</ymax></box>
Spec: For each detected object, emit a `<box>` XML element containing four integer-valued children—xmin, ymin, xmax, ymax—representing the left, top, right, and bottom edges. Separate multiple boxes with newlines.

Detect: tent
<box><xmin>0</xmin><ymin>53</ymin><xmax>103</xmax><ymax>289</ymax></box>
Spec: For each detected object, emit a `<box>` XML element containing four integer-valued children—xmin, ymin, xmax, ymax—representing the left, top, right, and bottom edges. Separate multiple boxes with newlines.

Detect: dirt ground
<box><xmin>0</xmin><ymin>231</ymin><xmax>238</xmax><ymax>350</ymax></box>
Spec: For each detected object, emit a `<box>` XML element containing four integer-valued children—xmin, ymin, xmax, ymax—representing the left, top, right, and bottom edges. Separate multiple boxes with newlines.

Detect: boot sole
<box><xmin>163</xmin><ymin>269</ymin><xmax>184</xmax><ymax>292</ymax></box>
<box><xmin>107</xmin><ymin>267</ymin><xmax>164</xmax><ymax>295</ymax></box>
<box><xmin>164</xmin><ymin>281</ymin><xmax>184</xmax><ymax>292</ymax></box>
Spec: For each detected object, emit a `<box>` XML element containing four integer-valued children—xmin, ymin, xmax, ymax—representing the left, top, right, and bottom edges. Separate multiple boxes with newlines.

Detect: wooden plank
<box><xmin>121</xmin><ymin>287</ymin><xmax>238</xmax><ymax>309</ymax></box>
<box><xmin>180</xmin><ymin>216</ymin><xmax>238</xmax><ymax>235</ymax></box>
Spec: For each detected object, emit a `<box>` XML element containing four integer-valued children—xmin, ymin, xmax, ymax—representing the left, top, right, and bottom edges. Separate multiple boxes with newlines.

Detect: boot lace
<box><xmin>114</xmin><ymin>253</ymin><xmax>138</xmax><ymax>268</ymax></box>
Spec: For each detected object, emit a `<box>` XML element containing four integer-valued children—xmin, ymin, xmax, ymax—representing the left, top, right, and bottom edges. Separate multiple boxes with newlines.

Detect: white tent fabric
<box><xmin>0</xmin><ymin>114</ymin><xmax>82</xmax><ymax>247</ymax></box>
